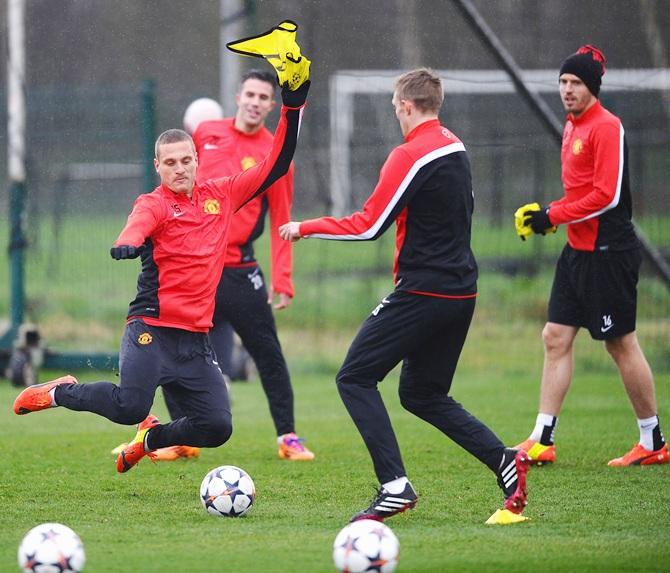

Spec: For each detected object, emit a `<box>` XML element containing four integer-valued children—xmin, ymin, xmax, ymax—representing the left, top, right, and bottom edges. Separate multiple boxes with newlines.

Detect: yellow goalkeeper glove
<box><xmin>226</xmin><ymin>20</ymin><xmax>311</xmax><ymax>91</ymax></box>
<box><xmin>514</xmin><ymin>202</ymin><xmax>557</xmax><ymax>240</ymax></box>
<box><xmin>514</xmin><ymin>202</ymin><xmax>540</xmax><ymax>241</ymax></box>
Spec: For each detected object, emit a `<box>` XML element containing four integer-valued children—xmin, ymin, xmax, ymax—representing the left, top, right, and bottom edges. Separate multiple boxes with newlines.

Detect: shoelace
<box><xmin>284</xmin><ymin>435</ymin><xmax>306</xmax><ymax>451</ymax></box>
<box><xmin>368</xmin><ymin>485</ymin><xmax>386</xmax><ymax>505</ymax></box>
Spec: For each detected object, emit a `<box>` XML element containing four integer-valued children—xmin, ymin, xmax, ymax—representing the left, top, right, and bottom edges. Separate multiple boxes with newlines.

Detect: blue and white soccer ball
<box><xmin>200</xmin><ymin>465</ymin><xmax>256</xmax><ymax>517</ymax></box>
<box><xmin>332</xmin><ymin>519</ymin><xmax>400</xmax><ymax>573</ymax></box>
<box><xmin>17</xmin><ymin>522</ymin><xmax>85</xmax><ymax>573</ymax></box>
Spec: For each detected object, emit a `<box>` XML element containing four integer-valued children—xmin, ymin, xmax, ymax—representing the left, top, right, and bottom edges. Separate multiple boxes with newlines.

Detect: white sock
<box><xmin>529</xmin><ymin>412</ymin><xmax>557</xmax><ymax>444</ymax></box>
<box><xmin>638</xmin><ymin>415</ymin><xmax>658</xmax><ymax>451</ymax></box>
<box><xmin>382</xmin><ymin>476</ymin><xmax>409</xmax><ymax>494</ymax></box>
<box><xmin>143</xmin><ymin>430</ymin><xmax>153</xmax><ymax>452</ymax></box>
<box><xmin>48</xmin><ymin>388</ymin><xmax>58</xmax><ymax>407</ymax></box>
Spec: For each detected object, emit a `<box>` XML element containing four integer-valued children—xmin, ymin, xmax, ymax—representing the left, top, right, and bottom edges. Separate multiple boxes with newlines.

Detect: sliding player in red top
<box><xmin>13</xmin><ymin>77</ymin><xmax>310</xmax><ymax>474</ymax></box>
<box><xmin>153</xmin><ymin>69</ymin><xmax>314</xmax><ymax>462</ymax></box>
<box><xmin>281</xmin><ymin>68</ymin><xmax>530</xmax><ymax>524</ymax></box>
<box><xmin>516</xmin><ymin>46</ymin><xmax>667</xmax><ymax>467</ymax></box>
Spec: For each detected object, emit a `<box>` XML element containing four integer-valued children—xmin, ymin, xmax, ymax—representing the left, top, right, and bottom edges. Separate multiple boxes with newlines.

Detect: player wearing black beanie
<box><xmin>559</xmin><ymin>44</ymin><xmax>606</xmax><ymax>97</ymax></box>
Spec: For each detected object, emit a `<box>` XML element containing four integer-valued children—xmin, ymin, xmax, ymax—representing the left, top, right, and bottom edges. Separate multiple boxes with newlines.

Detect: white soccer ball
<box><xmin>332</xmin><ymin>519</ymin><xmax>400</xmax><ymax>573</ymax></box>
<box><xmin>183</xmin><ymin>97</ymin><xmax>223</xmax><ymax>134</ymax></box>
<box><xmin>17</xmin><ymin>523</ymin><xmax>85</xmax><ymax>573</ymax></box>
<box><xmin>200</xmin><ymin>465</ymin><xmax>255</xmax><ymax>517</ymax></box>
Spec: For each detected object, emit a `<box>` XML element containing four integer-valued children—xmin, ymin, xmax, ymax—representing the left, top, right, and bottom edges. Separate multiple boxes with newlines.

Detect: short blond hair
<box><xmin>394</xmin><ymin>68</ymin><xmax>444</xmax><ymax>114</ymax></box>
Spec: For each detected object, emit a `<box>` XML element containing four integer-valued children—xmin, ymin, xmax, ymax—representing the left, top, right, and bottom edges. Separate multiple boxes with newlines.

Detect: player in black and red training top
<box><xmin>13</xmin><ymin>77</ymin><xmax>310</xmax><ymax>474</ymax></box>
<box><xmin>280</xmin><ymin>68</ymin><xmax>530</xmax><ymax>523</ymax></box>
<box><xmin>515</xmin><ymin>46</ymin><xmax>667</xmax><ymax>467</ymax></box>
<box><xmin>151</xmin><ymin>69</ymin><xmax>314</xmax><ymax>462</ymax></box>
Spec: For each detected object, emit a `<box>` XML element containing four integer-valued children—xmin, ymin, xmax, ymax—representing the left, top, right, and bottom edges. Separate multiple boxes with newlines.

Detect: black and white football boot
<box><xmin>350</xmin><ymin>482</ymin><xmax>418</xmax><ymax>522</ymax></box>
<box><xmin>497</xmin><ymin>447</ymin><xmax>530</xmax><ymax>514</ymax></box>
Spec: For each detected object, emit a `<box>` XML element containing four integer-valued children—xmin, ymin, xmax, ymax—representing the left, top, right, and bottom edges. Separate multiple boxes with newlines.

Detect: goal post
<box><xmin>329</xmin><ymin>68</ymin><xmax>670</xmax><ymax>289</ymax></box>
<box><xmin>329</xmin><ymin>68</ymin><xmax>670</xmax><ymax>217</ymax></box>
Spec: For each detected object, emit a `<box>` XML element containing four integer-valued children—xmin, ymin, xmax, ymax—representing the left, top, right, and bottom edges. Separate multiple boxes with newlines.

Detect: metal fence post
<box><xmin>141</xmin><ymin>78</ymin><xmax>157</xmax><ymax>194</ymax></box>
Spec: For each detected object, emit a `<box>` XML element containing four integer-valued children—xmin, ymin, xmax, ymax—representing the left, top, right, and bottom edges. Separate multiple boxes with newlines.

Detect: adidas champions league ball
<box><xmin>200</xmin><ymin>465</ymin><xmax>256</xmax><ymax>517</ymax></box>
<box><xmin>18</xmin><ymin>522</ymin><xmax>85</xmax><ymax>573</ymax></box>
<box><xmin>333</xmin><ymin>519</ymin><xmax>400</xmax><ymax>573</ymax></box>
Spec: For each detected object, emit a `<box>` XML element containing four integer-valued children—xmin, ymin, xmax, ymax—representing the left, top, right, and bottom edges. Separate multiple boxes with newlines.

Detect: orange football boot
<box><xmin>608</xmin><ymin>443</ymin><xmax>669</xmax><ymax>467</ymax></box>
<box><xmin>116</xmin><ymin>414</ymin><xmax>160</xmax><ymax>473</ymax></box>
<box><xmin>515</xmin><ymin>438</ymin><xmax>555</xmax><ymax>465</ymax></box>
<box><xmin>153</xmin><ymin>445</ymin><xmax>201</xmax><ymax>461</ymax></box>
<box><xmin>278</xmin><ymin>432</ymin><xmax>315</xmax><ymax>461</ymax></box>
<box><xmin>13</xmin><ymin>375</ymin><xmax>78</xmax><ymax>415</ymax></box>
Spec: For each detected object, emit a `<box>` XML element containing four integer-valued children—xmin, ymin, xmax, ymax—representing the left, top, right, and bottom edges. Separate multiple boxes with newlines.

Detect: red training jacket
<box><xmin>299</xmin><ymin>119</ymin><xmax>478</xmax><ymax>296</ymax></box>
<box><xmin>549</xmin><ymin>100</ymin><xmax>637</xmax><ymax>252</ymax></box>
<box><xmin>114</xmin><ymin>102</ymin><xmax>305</xmax><ymax>332</ymax></box>
<box><xmin>193</xmin><ymin>118</ymin><xmax>294</xmax><ymax>297</ymax></box>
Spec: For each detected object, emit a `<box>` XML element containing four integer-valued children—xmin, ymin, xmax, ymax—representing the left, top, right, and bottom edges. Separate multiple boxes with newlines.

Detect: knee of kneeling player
<box><xmin>115</xmin><ymin>401</ymin><xmax>152</xmax><ymax>426</ymax></box>
<box><xmin>198</xmin><ymin>414</ymin><xmax>233</xmax><ymax>447</ymax></box>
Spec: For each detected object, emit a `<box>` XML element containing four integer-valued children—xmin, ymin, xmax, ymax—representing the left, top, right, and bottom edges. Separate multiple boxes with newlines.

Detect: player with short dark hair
<box><xmin>515</xmin><ymin>45</ymin><xmax>667</xmax><ymax>467</ymax></box>
<box><xmin>280</xmin><ymin>68</ymin><xmax>530</xmax><ymax>523</ymax></box>
<box><xmin>13</xmin><ymin>77</ymin><xmax>311</xmax><ymax>473</ymax></box>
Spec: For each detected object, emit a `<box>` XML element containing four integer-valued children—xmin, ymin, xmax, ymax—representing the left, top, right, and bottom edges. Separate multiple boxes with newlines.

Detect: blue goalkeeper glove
<box><xmin>110</xmin><ymin>245</ymin><xmax>144</xmax><ymax>260</ymax></box>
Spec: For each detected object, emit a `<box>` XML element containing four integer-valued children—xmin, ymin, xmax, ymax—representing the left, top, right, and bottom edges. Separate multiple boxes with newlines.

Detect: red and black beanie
<box><xmin>559</xmin><ymin>45</ymin><xmax>607</xmax><ymax>97</ymax></box>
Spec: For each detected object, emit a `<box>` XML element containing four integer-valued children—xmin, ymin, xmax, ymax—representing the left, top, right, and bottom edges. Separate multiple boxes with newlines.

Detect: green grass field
<box><xmin>1</xmin><ymin>213</ymin><xmax>669</xmax><ymax>571</ymax></box>
<box><xmin>2</xmin><ymin>359</ymin><xmax>669</xmax><ymax>572</ymax></box>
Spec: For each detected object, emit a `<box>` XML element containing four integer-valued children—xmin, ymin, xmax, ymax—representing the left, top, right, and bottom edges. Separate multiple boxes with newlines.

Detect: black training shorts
<box><xmin>547</xmin><ymin>244</ymin><xmax>641</xmax><ymax>340</ymax></box>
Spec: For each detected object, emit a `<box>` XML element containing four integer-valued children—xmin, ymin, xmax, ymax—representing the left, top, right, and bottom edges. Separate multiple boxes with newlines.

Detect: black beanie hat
<box><xmin>559</xmin><ymin>45</ymin><xmax>606</xmax><ymax>97</ymax></box>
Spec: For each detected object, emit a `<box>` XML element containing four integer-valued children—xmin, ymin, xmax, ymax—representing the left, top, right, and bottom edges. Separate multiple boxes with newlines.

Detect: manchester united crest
<box><xmin>138</xmin><ymin>333</ymin><xmax>153</xmax><ymax>345</ymax></box>
<box><xmin>241</xmin><ymin>156</ymin><xmax>257</xmax><ymax>171</ymax></box>
<box><xmin>572</xmin><ymin>138</ymin><xmax>583</xmax><ymax>155</ymax></box>
<box><xmin>204</xmin><ymin>198</ymin><xmax>221</xmax><ymax>215</ymax></box>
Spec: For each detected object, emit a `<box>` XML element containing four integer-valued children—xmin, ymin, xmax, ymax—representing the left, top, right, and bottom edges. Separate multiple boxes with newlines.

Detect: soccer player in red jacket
<box><xmin>281</xmin><ymin>68</ymin><xmax>530</xmax><ymax>522</ymax></box>
<box><xmin>155</xmin><ymin>69</ymin><xmax>314</xmax><ymax>461</ymax></box>
<box><xmin>13</xmin><ymin>79</ymin><xmax>310</xmax><ymax>473</ymax></box>
<box><xmin>516</xmin><ymin>46</ymin><xmax>667</xmax><ymax>467</ymax></box>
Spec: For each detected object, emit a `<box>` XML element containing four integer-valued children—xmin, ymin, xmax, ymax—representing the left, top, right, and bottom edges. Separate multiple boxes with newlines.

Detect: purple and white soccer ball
<box><xmin>332</xmin><ymin>519</ymin><xmax>400</xmax><ymax>573</ymax></box>
<box><xmin>18</xmin><ymin>522</ymin><xmax>85</xmax><ymax>573</ymax></box>
<box><xmin>200</xmin><ymin>465</ymin><xmax>256</xmax><ymax>517</ymax></box>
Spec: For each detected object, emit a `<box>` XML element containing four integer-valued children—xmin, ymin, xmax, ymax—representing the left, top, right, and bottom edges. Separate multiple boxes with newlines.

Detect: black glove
<box><xmin>523</xmin><ymin>207</ymin><xmax>553</xmax><ymax>235</ymax></box>
<box><xmin>281</xmin><ymin>80</ymin><xmax>310</xmax><ymax>108</ymax></box>
<box><xmin>110</xmin><ymin>245</ymin><xmax>144</xmax><ymax>260</ymax></box>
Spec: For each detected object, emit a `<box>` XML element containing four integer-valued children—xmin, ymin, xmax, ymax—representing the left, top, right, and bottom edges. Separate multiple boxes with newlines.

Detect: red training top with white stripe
<box><xmin>113</xmin><ymin>103</ymin><xmax>304</xmax><ymax>332</ymax></box>
<box><xmin>548</xmin><ymin>100</ymin><xmax>637</xmax><ymax>252</ymax></box>
<box><xmin>193</xmin><ymin>118</ymin><xmax>294</xmax><ymax>297</ymax></box>
<box><xmin>299</xmin><ymin>119</ymin><xmax>478</xmax><ymax>296</ymax></box>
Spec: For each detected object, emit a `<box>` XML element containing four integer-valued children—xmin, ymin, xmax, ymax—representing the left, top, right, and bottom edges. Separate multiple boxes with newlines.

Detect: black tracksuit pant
<box><xmin>55</xmin><ymin>319</ymin><xmax>232</xmax><ymax>449</ymax></box>
<box><xmin>336</xmin><ymin>290</ymin><xmax>504</xmax><ymax>483</ymax></box>
<box><xmin>166</xmin><ymin>264</ymin><xmax>294</xmax><ymax>437</ymax></box>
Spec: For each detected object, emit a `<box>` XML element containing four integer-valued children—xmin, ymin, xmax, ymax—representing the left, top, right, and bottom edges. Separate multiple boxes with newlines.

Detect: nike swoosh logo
<box><xmin>600</xmin><ymin>324</ymin><xmax>614</xmax><ymax>333</ymax></box>
<box><xmin>204</xmin><ymin>143</ymin><xmax>218</xmax><ymax>150</ymax></box>
<box><xmin>173</xmin><ymin>212</ymin><xmax>185</xmax><ymax>218</ymax></box>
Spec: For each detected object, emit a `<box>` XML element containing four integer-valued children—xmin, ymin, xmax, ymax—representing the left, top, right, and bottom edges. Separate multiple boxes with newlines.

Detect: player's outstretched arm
<box><xmin>279</xmin><ymin>221</ymin><xmax>303</xmax><ymax>242</ymax></box>
<box><xmin>212</xmin><ymin>80</ymin><xmax>310</xmax><ymax>213</ymax></box>
<box><xmin>111</xmin><ymin>197</ymin><xmax>162</xmax><ymax>259</ymax></box>
<box><xmin>110</xmin><ymin>245</ymin><xmax>144</xmax><ymax>260</ymax></box>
